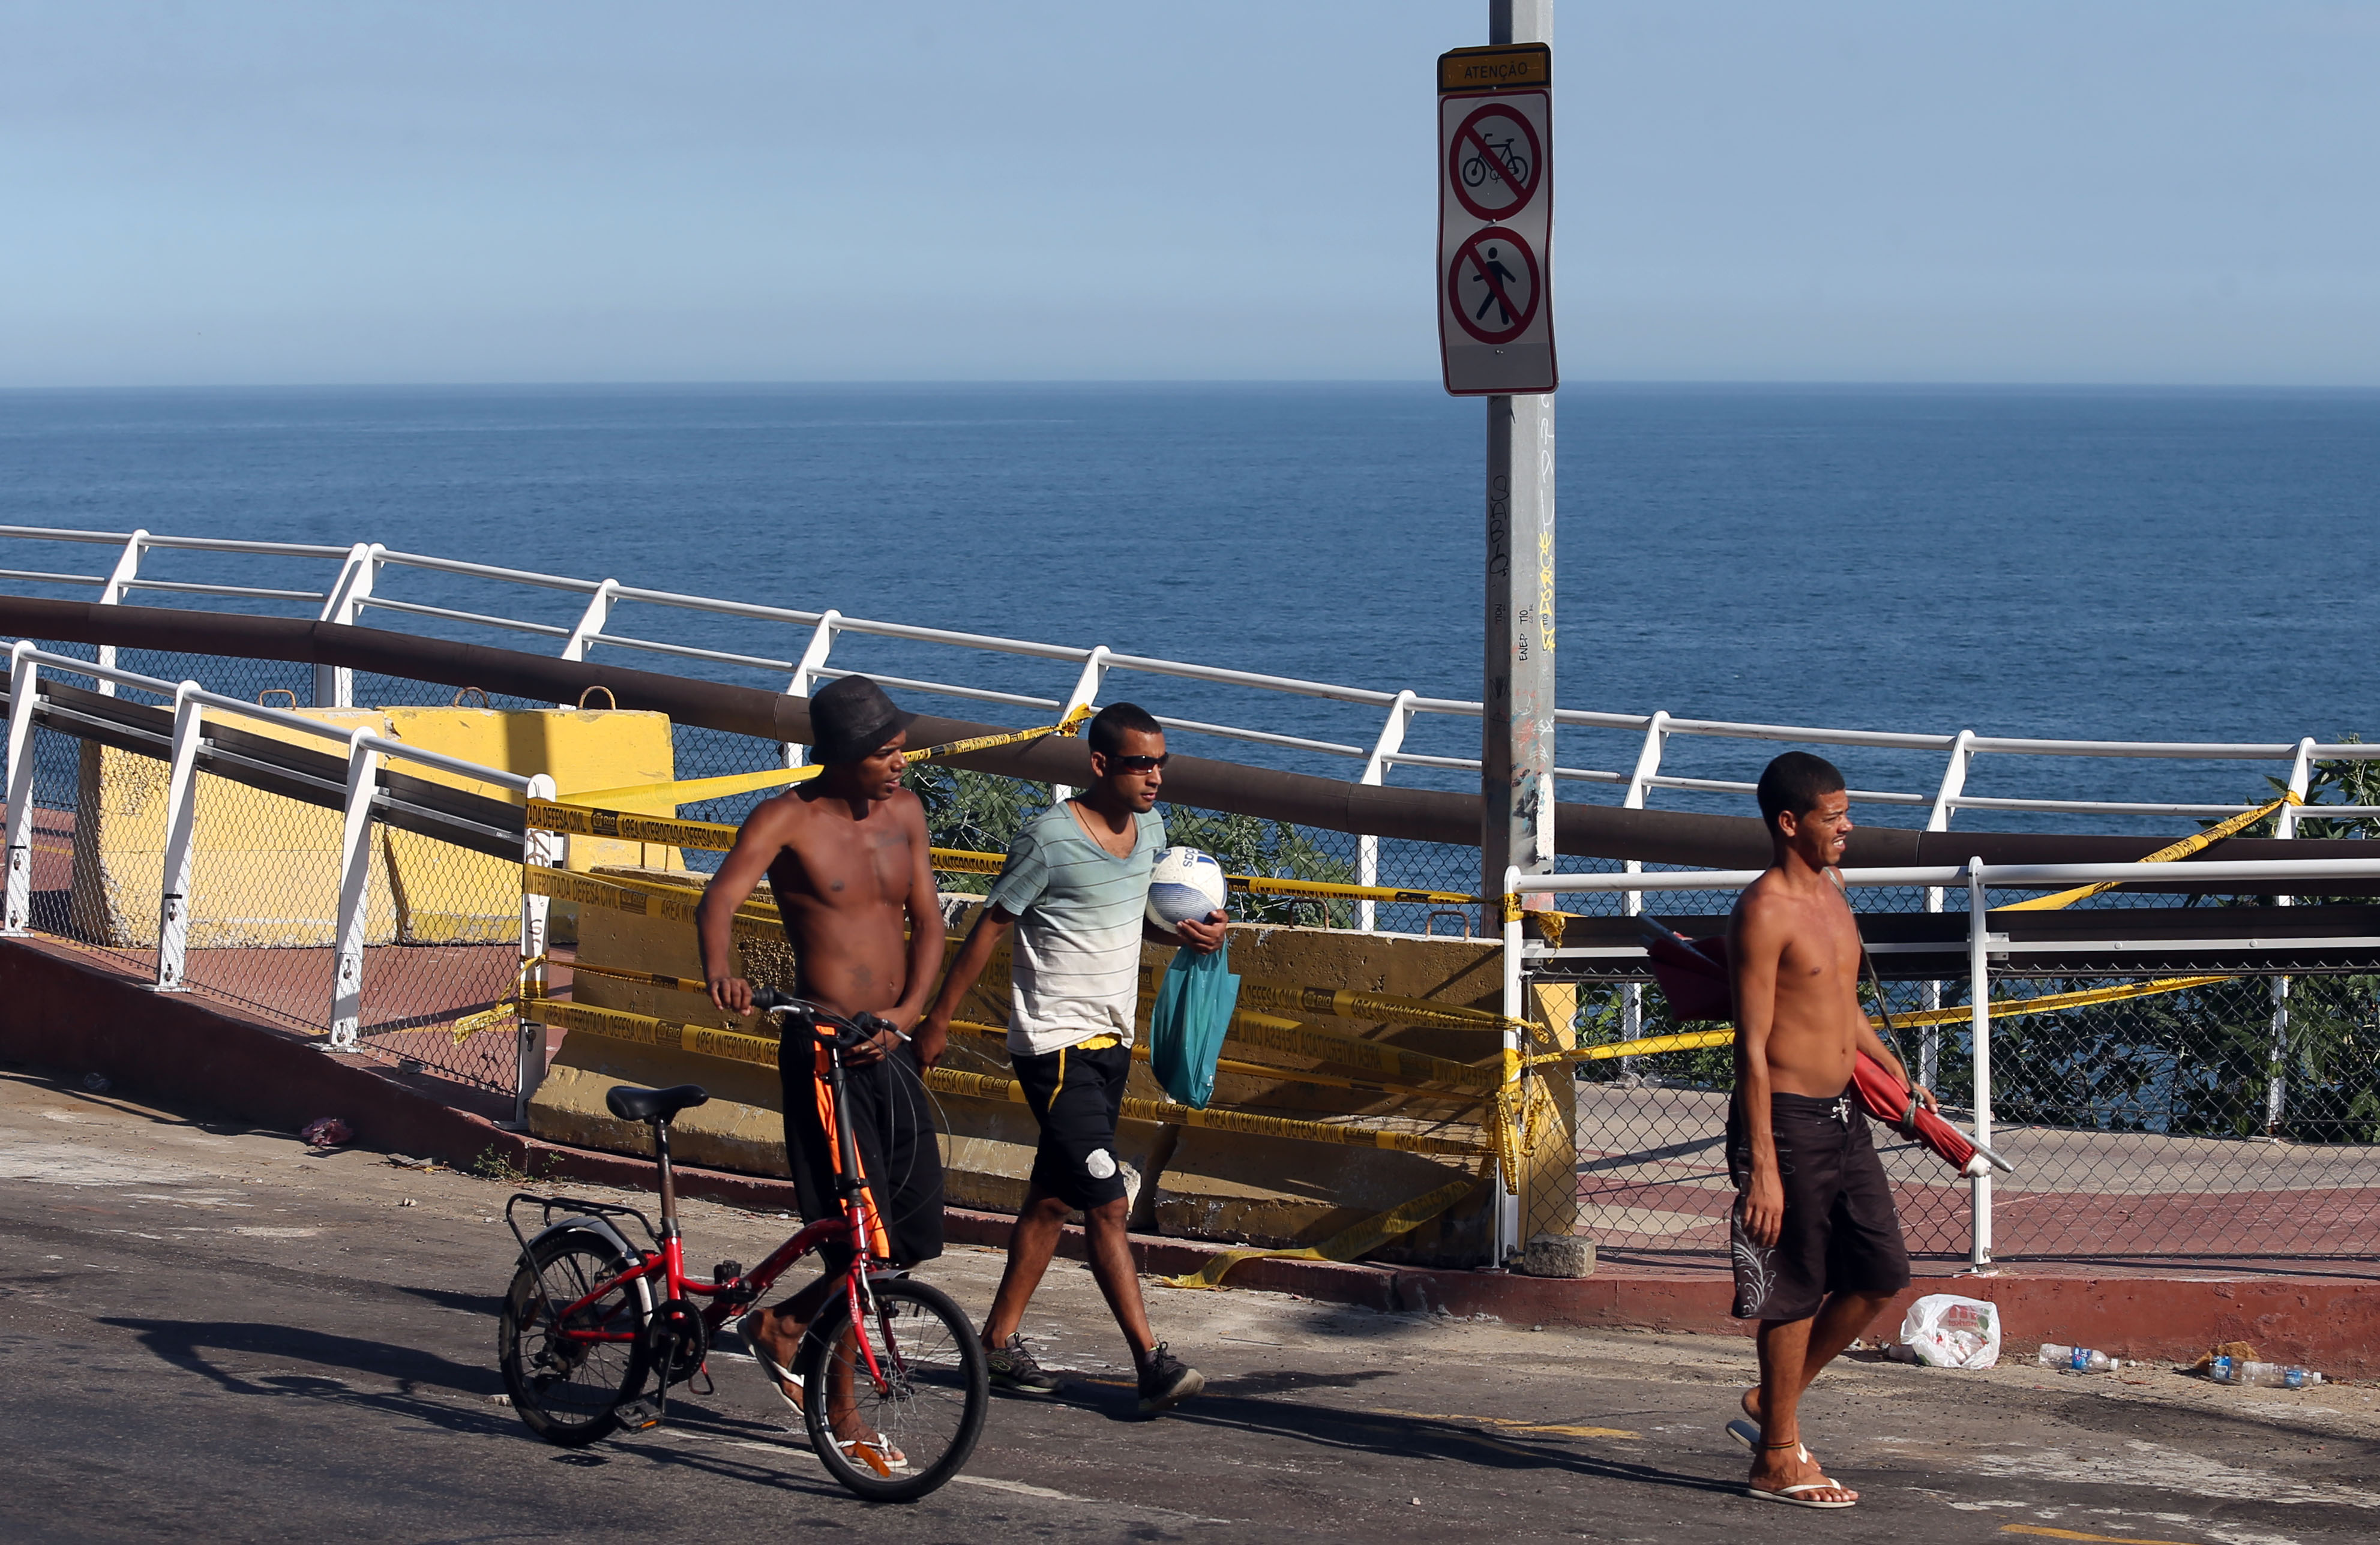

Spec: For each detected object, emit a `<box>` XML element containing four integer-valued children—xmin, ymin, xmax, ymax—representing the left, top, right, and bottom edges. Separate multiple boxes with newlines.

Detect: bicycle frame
<box><xmin>517</xmin><ymin>1009</ymin><xmax>902</xmax><ymax>1391</ymax></box>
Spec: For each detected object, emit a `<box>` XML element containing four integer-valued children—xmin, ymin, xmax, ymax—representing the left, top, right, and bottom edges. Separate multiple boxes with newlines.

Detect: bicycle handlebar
<box><xmin>749</xmin><ymin>986</ymin><xmax>895</xmax><ymax>1050</ymax></box>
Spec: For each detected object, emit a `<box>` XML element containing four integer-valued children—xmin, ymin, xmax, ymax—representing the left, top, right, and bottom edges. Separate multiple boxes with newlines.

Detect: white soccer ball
<box><xmin>1146</xmin><ymin>846</ymin><xmax>1227</xmax><ymax>935</ymax></box>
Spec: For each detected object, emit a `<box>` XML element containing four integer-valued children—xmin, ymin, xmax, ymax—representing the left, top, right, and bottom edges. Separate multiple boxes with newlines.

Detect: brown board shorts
<box><xmin>1727</xmin><ymin>1089</ymin><xmax>1911</xmax><ymax>1322</ymax></box>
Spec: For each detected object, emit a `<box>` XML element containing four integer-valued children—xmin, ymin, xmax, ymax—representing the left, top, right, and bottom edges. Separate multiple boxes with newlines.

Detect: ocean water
<box><xmin>3</xmin><ymin>382</ymin><xmax>2376</xmax><ymax>826</ymax></box>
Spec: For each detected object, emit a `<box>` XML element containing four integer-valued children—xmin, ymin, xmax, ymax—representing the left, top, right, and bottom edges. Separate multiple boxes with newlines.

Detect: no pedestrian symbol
<box><xmin>1437</xmin><ymin>44</ymin><xmax>1555</xmax><ymax>395</ymax></box>
<box><xmin>1448</xmin><ymin>227</ymin><xmax>1539</xmax><ymax>346</ymax></box>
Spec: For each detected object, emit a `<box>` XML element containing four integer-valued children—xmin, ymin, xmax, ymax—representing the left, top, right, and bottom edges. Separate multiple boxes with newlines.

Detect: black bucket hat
<box><xmin>808</xmin><ymin>674</ymin><xmax>917</xmax><ymax>764</ymax></box>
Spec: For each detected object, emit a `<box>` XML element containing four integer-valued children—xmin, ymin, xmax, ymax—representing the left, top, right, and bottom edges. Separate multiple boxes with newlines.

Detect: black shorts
<box><xmin>1011</xmin><ymin>1039</ymin><xmax>1132</xmax><ymax>1212</ymax></box>
<box><xmin>1726</xmin><ymin>1089</ymin><xmax>1911</xmax><ymax>1322</ymax></box>
<box><xmin>781</xmin><ymin>1041</ymin><xmax>944</xmax><ymax>1270</ymax></box>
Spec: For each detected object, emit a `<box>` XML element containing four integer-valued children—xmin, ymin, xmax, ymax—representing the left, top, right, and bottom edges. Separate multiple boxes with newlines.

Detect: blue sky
<box><xmin>4</xmin><ymin>1</ymin><xmax>2375</xmax><ymax>386</ymax></box>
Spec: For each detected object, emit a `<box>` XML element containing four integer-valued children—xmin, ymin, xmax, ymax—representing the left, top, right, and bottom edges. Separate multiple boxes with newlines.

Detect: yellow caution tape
<box><xmin>1999</xmin><ymin>793</ymin><xmax>2299</xmax><ymax>911</ymax></box>
<box><xmin>535</xmin><ymin>998</ymin><xmax>784</xmax><ymax>1069</ymax></box>
<box><xmin>926</xmin><ymin>845</ymin><xmax>1482</xmax><ymax>905</ymax></box>
<box><xmin>437</xmin><ymin>1000</ymin><xmax>518</xmax><ymax>1045</ymax></box>
<box><xmin>1220</xmin><ymin>1010</ymin><xmax>1500</xmax><ymax>1091</ymax></box>
<box><xmin>912</xmin><ymin>705</ymin><xmax>1092</xmax><ymax>760</ymax></box>
<box><xmin>919</xmin><ymin>1066</ymin><xmax>1489</xmax><ymax>1156</ymax></box>
<box><xmin>1233</xmin><ymin>875</ymin><xmax>1479</xmax><ymax>905</ymax></box>
<box><xmin>522</xmin><ymin>865</ymin><xmax>780</xmax><ymax>936</ymax></box>
<box><xmin>541</xmin><ymin>999</ymin><xmax>1488</xmax><ymax>1153</ymax></box>
<box><xmin>1235</xmin><ymin>982</ymin><xmax>1522</xmax><ymax>1034</ymax></box>
<box><xmin>535</xmin><ymin>709</ymin><xmax>1094</xmax><ymax>830</ymax></box>
<box><xmin>563</xmin><ymin>958</ymin><xmax>723</xmax><ymax>997</ymax></box>
<box><xmin>529</xmin><ymin>799</ymin><xmax>741</xmax><ymax>851</ymax></box>
<box><xmin>569</xmin><ymin>764</ymin><xmax>823</xmax><ymax>808</ymax></box>
<box><xmin>938</xmin><ymin>1019</ymin><xmax>1486</xmax><ymax>1103</ymax></box>
<box><xmin>1872</xmin><ymin>973</ymin><xmax>2235</xmax><ymax>1030</ymax></box>
<box><xmin>1532</xmin><ymin>974</ymin><xmax>2235</xmax><ymax>1067</ymax></box>
<box><xmin>1521</xmin><ymin>1026</ymin><xmax>1736</xmax><ymax>1067</ymax></box>
<box><xmin>929</xmin><ymin>936</ymin><xmax>1506</xmax><ymax>1087</ymax></box>
<box><xmin>930</xmin><ymin>848</ymin><xmax>1007</xmax><ymax>876</ymax></box>
<box><xmin>1161</xmin><ymin>1172</ymin><xmax>1483</xmax><ymax>1291</ymax></box>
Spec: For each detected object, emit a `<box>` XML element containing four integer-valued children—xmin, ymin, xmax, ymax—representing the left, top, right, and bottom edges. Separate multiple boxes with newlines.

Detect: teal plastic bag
<box><xmin>1147</xmin><ymin>940</ymin><xmax>1240</xmax><ymax>1110</ymax></box>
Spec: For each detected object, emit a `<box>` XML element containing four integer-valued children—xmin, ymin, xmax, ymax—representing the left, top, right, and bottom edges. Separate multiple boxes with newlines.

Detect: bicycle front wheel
<box><xmin>796</xmin><ymin>1276</ymin><xmax>989</xmax><ymax>1502</ymax></box>
<box><xmin>499</xmin><ymin>1228</ymin><xmax>654</xmax><ymax>1447</ymax></box>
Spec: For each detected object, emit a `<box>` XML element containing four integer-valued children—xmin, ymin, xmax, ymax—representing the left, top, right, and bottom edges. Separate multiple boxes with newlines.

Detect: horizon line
<box><xmin>6</xmin><ymin>378</ymin><xmax>2380</xmax><ymax>395</ymax></box>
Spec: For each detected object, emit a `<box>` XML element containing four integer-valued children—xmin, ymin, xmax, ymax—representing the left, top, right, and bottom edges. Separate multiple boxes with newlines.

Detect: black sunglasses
<box><xmin>1104</xmin><ymin>752</ymin><xmax>1170</xmax><ymax>771</ymax></box>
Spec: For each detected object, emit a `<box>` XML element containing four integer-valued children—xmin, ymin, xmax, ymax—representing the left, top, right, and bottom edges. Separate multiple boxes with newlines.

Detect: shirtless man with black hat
<box><xmin>696</xmin><ymin>674</ymin><xmax>946</xmax><ymax>1467</ymax></box>
<box><xmin>1726</xmin><ymin>751</ymin><xmax>1932</xmax><ymax>1510</ymax></box>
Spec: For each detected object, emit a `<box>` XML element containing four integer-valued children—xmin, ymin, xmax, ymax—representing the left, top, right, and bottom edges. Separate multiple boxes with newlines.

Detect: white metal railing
<box><xmin>1497</xmin><ymin>856</ymin><xmax>2380</xmax><ymax>1267</ymax></box>
<box><xmin>5</xmin><ymin>523</ymin><xmax>2376</xmax><ymax>938</ymax></box>
<box><xmin>2</xmin><ymin>641</ymin><xmax>556</xmax><ymax>1120</ymax></box>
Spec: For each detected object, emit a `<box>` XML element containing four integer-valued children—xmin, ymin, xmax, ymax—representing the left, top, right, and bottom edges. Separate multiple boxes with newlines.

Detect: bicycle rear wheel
<box><xmin>796</xmin><ymin>1276</ymin><xmax>988</xmax><ymax>1502</ymax></box>
<box><xmin>499</xmin><ymin>1228</ymin><xmax>654</xmax><ymax>1447</ymax></box>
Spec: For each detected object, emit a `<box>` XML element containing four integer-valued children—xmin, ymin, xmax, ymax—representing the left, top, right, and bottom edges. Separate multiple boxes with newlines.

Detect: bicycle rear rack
<box><xmin>504</xmin><ymin>1191</ymin><xmax>662</xmax><ymax>1264</ymax></box>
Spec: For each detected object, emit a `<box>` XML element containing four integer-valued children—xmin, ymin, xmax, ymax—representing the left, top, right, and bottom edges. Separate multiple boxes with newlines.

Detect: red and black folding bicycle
<box><xmin>496</xmin><ymin>989</ymin><xmax>988</xmax><ymax>1502</ymax></box>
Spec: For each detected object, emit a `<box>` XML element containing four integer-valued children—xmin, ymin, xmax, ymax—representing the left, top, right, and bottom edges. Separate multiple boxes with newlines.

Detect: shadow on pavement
<box><xmin>100</xmin><ymin>1315</ymin><xmax>509</xmax><ymax>1426</ymax></box>
<box><xmin>1051</xmin><ymin>1366</ymin><xmax>1736</xmax><ymax>1498</ymax></box>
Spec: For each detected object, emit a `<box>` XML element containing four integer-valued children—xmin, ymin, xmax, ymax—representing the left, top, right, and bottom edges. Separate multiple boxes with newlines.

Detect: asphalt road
<box><xmin>2</xmin><ymin>1066</ymin><xmax>2375</xmax><ymax>1544</ymax></box>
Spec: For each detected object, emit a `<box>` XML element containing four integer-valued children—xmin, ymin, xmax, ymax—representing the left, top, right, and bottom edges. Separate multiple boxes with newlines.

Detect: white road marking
<box><xmin>0</xmin><ymin>1142</ymin><xmax>212</xmax><ymax>1186</ymax></box>
<box><xmin>1973</xmin><ymin>1441</ymin><xmax>2380</xmax><ymax>1510</ymax></box>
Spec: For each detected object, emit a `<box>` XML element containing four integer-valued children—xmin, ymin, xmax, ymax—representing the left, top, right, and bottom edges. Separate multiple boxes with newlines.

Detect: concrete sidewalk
<box><xmin>7</xmin><ymin>931</ymin><xmax>2378</xmax><ymax>1378</ymax></box>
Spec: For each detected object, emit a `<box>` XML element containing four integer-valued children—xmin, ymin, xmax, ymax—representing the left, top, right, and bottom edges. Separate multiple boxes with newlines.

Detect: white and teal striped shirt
<box><xmin>986</xmin><ymin>803</ymin><xmax>1164</xmax><ymax>1055</ymax></box>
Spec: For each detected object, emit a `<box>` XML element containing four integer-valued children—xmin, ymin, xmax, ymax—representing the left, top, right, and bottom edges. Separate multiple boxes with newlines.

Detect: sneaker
<box><xmin>1135</xmin><ymin>1342</ymin><xmax>1203</xmax><ymax>1417</ymax></box>
<box><xmin>985</xmin><ymin>1333</ymin><xmax>1062</xmax><ymax>1396</ymax></box>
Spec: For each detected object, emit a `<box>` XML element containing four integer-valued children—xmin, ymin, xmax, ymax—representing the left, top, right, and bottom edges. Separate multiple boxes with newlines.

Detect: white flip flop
<box><xmin>1747</xmin><ymin>1481</ymin><xmax>1857</xmax><ymax>1510</ymax></box>
<box><xmin>738</xmin><ymin>1309</ymin><xmax>805</xmax><ymax>1414</ymax></box>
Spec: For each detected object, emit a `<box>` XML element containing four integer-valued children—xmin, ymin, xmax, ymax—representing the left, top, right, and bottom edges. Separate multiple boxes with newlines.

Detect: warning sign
<box><xmin>1447</xmin><ymin>103</ymin><xmax>1542</xmax><ymax>223</ymax></box>
<box><xmin>1447</xmin><ymin>227</ymin><xmax>1539</xmax><ymax>345</ymax></box>
<box><xmin>1438</xmin><ymin>44</ymin><xmax>1555</xmax><ymax>395</ymax></box>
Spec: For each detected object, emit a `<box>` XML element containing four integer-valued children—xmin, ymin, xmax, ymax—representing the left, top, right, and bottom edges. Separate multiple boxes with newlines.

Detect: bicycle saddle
<box><xmin>605</xmin><ymin>1083</ymin><xmax>711</xmax><ymax>1124</ymax></box>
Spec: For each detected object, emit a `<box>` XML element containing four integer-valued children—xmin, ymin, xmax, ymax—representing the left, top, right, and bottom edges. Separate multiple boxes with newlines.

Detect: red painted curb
<box><xmin>8</xmin><ymin>937</ymin><xmax>2375</xmax><ymax>1376</ymax></box>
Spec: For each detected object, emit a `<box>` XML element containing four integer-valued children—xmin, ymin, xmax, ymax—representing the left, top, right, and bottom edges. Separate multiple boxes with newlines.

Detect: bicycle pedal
<box><xmin>616</xmin><ymin>1397</ymin><xmax>664</xmax><ymax>1431</ymax></box>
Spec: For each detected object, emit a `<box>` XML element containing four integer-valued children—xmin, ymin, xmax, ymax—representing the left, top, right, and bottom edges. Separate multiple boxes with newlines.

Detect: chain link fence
<box><xmin>16</xmin><ymin>635</ymin><xmax>2380</xmax><ymax>1271</ymax></box>
<box><xmin>2</xmin><ymin>641</ymin><xmax>532</xmax><ymax>1100</ymax></box>
<box><xmin>1554</xmin><ymin>882</ymin><xmax>2380</xmax><ymax>1271</ymax></box>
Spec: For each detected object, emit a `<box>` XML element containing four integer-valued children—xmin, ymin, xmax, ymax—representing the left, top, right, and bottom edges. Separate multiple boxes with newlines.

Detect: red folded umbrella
<box><xmin>1633</xmin><ymin>917</ymin><xmax>2012</xmax><ymax>1177</ymax></box>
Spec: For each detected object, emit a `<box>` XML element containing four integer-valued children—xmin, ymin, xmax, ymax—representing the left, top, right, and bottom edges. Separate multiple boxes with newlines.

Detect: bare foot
<box><xmin>1748</xmin><ymin>1444</ymin><xmax>1857</xmax><ymax>1505</ymax></box>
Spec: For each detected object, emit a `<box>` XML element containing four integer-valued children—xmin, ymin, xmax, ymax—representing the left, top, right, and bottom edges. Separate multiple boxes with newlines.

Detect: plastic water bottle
<box><xmin>2037</xmin><ymin>1343</ymin><xmax>2120</xmax><ymax>1373</ymax></box>
<box><xmin>2210</xmin><ymin>1357</ymin><xmax>2323</xmax><ymax>1388</ymax></box>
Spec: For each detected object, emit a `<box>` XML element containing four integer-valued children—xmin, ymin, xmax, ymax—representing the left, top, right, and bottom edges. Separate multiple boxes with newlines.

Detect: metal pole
<box><xmin>153</xmin><ymin>685</ymin><xmax>204</xmax><ymax>991</ymax></box>
<box><xmin>1967</xmin><ymin>857</ymin><xmax>1992</xmax><ymax>1269</ymax></box>
<box><xmin>2267</xmin><ymin>737</ymin><xmax>2312</xmax><ymax>1134</ymax></box>
<box><xmin>3</xmin><ymin>646</ymin><xmax>40</xmax><ymax>935</ymax></box>
<box><xmin>1499</xmin><ymin>864</ymin><xmax>1527</xmax><ymax>1263</ymax></box>
<box><xmin>1479</xmin><ymin>0</ymin><xmax>1555</xmax><ymax>1270</ymax></box>
<box><xmin>93</xmin><ymin>530</ymin><xmax>146</xmax><ymax>698</ymax></box>
<box><xmin>1479</xmin><ymin>0</ymin><xmax>1558</xmax><ymax>937</ymax></box>
<box><xmin>1051</xmin><ymin>646</ymin><xmax>1110</xmax><ymax>805</ymax></box>
<box><xmin>1617</xmin><ymin>713</ymin><xmax>1668</xmax><ymax>1076</ymax></box>
<box><xmin>781</xmin><ymin>610</ymin><xmax>841</xmax><ymax>767</ymax></box>
<box><xmin>1357</xmin><ymin>690</ymin><xmax>1416</xmax><ymax>933</ymax></box>
<box><xmin>515</xmin><ymin>772</ymin><xmax>560</xmax><ymax>1127</ymax></box>
<box><xmin>1920</xmin><ymin>731</ymin><xmax>1973</xmax><ymax>1090</ymax></box>
<box><xmin>314</xmin><ymin>542</ymin><xmax>378</xmax><ymax>708</ymax></box>
<box><xmin>328</xmin><ymin>728</ymin><xmax>382</xmax><ymax>1050</ymax></box>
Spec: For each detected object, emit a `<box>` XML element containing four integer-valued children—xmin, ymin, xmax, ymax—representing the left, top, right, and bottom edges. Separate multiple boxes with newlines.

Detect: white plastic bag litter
<box><xmin>1898</xmin><ymin>1293</ymin><xmax>2001</xmax><ymax>1369</ymax></box>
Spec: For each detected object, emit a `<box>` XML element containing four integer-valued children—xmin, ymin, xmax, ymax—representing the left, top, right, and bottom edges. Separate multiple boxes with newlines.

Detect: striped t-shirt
<box><xmin>985</xmin><ymin>802</ymin><xmax>1164</xmax><ymax>1055</ymax></box>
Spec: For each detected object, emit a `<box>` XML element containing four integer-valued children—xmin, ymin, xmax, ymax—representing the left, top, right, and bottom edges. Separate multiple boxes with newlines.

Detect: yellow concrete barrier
<box><xmin>68</xmin><ymin>712</ymin><xmax>399</xmax><ymax>949</ymax></box>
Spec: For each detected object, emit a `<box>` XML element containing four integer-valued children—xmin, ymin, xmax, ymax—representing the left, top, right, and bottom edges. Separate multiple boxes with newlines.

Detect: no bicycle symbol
<box><xmin>1446</xmin><ymin>227</ymin><xmax>1540</xmax><ymax>346</ymax></box>
<box><xmin>1447</xmin><ymin>103</ymin><xmax>1543</xmax><ymax>222</ymax></box>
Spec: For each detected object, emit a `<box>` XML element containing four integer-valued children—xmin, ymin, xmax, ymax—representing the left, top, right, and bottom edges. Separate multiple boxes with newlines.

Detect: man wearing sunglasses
<box><xmin>921</xmin><ymin>701</ymin><xmax>1226</xmax><ymax>1417</ymax></box>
